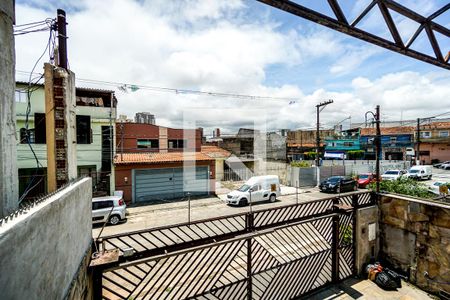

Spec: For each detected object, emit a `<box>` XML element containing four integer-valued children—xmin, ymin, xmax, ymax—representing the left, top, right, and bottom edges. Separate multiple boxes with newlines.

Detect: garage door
<box><xmin>134</xmin><ymin>167</ymin><xmax>209</xmax><ymax>203</ymax></box>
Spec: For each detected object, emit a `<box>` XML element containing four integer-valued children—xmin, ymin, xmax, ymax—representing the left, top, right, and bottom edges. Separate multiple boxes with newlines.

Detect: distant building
<box><xmin>417</xmin><ymin>121</ymin><xmax>450</xmax><ymax>164</ymax></box>
<box><xmin>135</xmin><ymin>112</ymin><xmax>155</xmax><ymax>125</ymax></box>
<box><xmin>213</xmin><ymin>128</ymin><xmax>221</xmax><ymax>138</ymax></box>
<box><xmin>287</xmin><ymin>129</ymin><xmax>335</xmax><ymax>161</ymax></box>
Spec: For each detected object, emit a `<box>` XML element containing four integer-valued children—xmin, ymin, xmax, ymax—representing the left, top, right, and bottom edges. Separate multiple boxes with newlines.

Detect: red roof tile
<box><xmin>201</xmin><ymin>145</ymin><xmax>231</xmax><ymax>158</ymax></box>
<box><xmin>114</xmin><ymin>152</ymin><xmax>213</xmax><ymax>165</ymax></box>
<box><xmin>360</xmin><ymin>126</ymin><xmax>415</xmax><ymax>136</ymax></box>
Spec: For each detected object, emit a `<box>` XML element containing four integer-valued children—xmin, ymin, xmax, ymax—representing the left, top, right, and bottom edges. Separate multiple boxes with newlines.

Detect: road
<box><xmin>92</xmin><ymin>187</ymin><xmax>347</xmax><ymax>237</ymax></box>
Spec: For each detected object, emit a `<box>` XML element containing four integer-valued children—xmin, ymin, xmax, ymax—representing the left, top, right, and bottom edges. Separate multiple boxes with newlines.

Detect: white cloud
<box><xmin>14</xmin><ymin>0</ymin><xmax>450</xmax><ymax>136</ymax></box>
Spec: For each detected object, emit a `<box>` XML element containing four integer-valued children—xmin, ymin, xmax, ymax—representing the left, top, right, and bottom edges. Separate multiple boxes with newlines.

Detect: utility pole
<box><xmin>365</xmin><ymin>105</ymin><xmax>381</xmax><ymax>193</ymax></box>
<box><xmin>416</xmin><ymin>118</ymin><xmax>420</xmax><ymax>165</ymax></box>
<box><xmin>56</xmin><ymin>9</ymin><xmax>67</xmax><ymax>69</ymax></box>
<box><xmin>315</xmin><ymin>100</ymin><xmax>333</xmax><ymax>186</ymax></box>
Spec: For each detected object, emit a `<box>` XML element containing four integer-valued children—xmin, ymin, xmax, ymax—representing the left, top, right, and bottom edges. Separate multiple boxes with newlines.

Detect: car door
<box><xmin>250</xmin><ymin>184</ymin><xmax>263</xmax><ymax>203</ymax></box>
<box><xmin>94</xmin><ymin>200</ymin><xmax>114</xmax><ymax>222</ymax></box>
<box><xmin>342</xmin><ymin>178</ymin><xmax>351</xmax><ymax>191</ymax></box>
<box><xmin>92</xmin><ymin>202</ymin><xmax>103</xmax><ymax>222</ymax></box>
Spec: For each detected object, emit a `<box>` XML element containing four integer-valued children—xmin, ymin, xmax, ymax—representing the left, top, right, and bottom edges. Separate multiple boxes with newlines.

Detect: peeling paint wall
<box><xmin>379</xmin><ymin>195</ymin><xmax>450</xmax><ymax>295</ymax></box>
<box><xmin>0</xmin><ymin>178</ymin><xmax>93</xmax><ymax>299</ymax></box>
<box><xmin>0</xmin><ymin>0</ymin><xmax>18</xmax><ymax>217</ymax></box>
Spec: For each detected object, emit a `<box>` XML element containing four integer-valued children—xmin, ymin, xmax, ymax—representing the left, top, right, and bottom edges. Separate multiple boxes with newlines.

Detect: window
<box><xmin>76</xmin><ymin>115</ymin><xmax>91</xmax><ymax>144</ymax></box>
<box><xmin>343</xmin><ymin>142</ymin><xmax>354</xmax><ymax>147</ymax></box>
<box><xmin>15</xmin><ymin>90</ymin><xmax>27</xmax><ymax>102</ymax></box>
<box><xmin>439</xmin><ymin>131</ymin><xmax>449</xmax><ymax>137</ymax></box>
<box><xmin>34</xmin><ymin>113</ymin><xmax>46</xmax><ymax>144</ymax></box>
<box><xmin>20</xmin><ymin>128</ymin><xmax>35</xmax><ymax>144</ymax></box>
<box><xmin>137</xmin><ymin>139</ymin><xmax>159</xmax><ymax>149</ymax></box>
<box><xmin>168</xmin><ymin>139</ymin><xmax>184</xmax><ymax>149</ymax></box>
<box><xmin>421</xmin><ymin>131</ymin><xmax>431</xmax><ymax>138</ymax></box>
<box><xmin>390</xmin><ymin>136</ymin><xmax>397</xmax><ymax>143</ymax></box>
<box><xmin>92</xmin><ymin>200</ymin><xmax>113</xmax><ymax>210</ymax></box>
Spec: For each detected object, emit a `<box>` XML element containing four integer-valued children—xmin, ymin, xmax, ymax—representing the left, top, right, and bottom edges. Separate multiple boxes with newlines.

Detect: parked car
<box><xmin>225</xmin><ymin>175</ymin><xmax>281</xmax><ymax>206</ymax></box>
<box><xmin>405</xmin><ymin>165</ymin><xmax>432</xmax><ymax>180</ymax></box>
<box><xmin>441</xmin><ymin>162</ymin><xmax>450</xmax><ymax>170</ymax></box>
<box><xmin>428</xmin><ymin>181</ymin><xmax>450</xmax><ymax>195</ymax></box>
<box><xmin>357</xmin><ymin>173</ymin><xmax>376</xmax><ymax>188</ymax></box>
<box><xmin>92</xmin><ymin>196</ymin><xmax>126</xmax><ymax>225</ymax></box>
<box><xmin>319</xmin><ymin>176</ymin><xmax>357</xmax><ymax>193</ymax></box>
<box><xmin>381</xmin><ymin>170</ymin><xmax>406</xmax><ymax>181</ymax></box>
<box><xmin>433</xmin><ymin>161</ymin><xmax>450</xmax><ymax>168</ymax></box>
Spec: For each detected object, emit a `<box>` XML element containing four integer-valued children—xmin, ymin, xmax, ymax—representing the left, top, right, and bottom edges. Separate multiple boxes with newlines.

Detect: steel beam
<box><xmin>256</xmin><ymin>0</ymin><xmax>450</xmax><ymax>70</ymax></box>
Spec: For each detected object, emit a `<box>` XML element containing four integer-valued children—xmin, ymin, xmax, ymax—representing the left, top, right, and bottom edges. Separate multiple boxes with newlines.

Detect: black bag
<box><xmin>375</xmin><ymin>271</ymin><xmax>398</xmax><ymax>290</ymax></box>
<box><xmin>384</xmin><ymin>268</ymin><xmax>402</xmax><ymax>288</ymax></box>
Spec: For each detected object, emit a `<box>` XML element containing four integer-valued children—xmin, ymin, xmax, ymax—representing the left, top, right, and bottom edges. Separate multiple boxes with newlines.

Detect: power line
<box><xmin>16</xmin><ymin>70</ymin><xmax>299</xmax><ymax>102</ymax></box>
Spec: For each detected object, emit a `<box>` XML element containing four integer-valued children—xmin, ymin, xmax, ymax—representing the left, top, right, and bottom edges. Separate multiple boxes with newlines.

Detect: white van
<box><xmin>225</xmin><ymin>175</ymin><xmax>281</xmax><ymax>206</ymax></box>
<box><xmin>405</xmin><ymin>165</ymin><xmax>432</xmax><ymax>180</ymax></box>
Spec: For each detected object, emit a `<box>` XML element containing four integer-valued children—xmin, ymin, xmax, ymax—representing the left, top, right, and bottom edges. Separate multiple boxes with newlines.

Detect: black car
<box><xmin>319</xmin><ymin>176</ymin><xmax>357</xmax><ymax>193</ymax></box>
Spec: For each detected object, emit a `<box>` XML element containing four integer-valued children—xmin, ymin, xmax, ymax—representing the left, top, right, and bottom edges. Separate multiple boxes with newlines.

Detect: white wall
<box><xmin>0</xmin><ymin>178</ymin><xmax>92</xmax><ymax>299</ymax></box>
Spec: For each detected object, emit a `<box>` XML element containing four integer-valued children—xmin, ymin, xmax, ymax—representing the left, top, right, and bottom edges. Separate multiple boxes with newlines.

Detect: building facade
<box><xmin>417</xmin><ymin>122</ymin><xmax>450</xmax><ymax>164</ymax></box>
<box><xmin>360</xmin><ymin>127</ymin><xmax>414</xmax><ymax>161</ymax></box>
<box><xmin>115</xmin><ymin>123</ymin><xmax>215</xmax><ymax>203</ymax></box>
<box><xmin>15</xmin><ymin>82</ymin><xmax>117</xmax><ymax>198</ymax></box>
<box><xmin>287</xmin><ymin>129</ymin><xmax>335</xmax><ymax>161</ymax></box>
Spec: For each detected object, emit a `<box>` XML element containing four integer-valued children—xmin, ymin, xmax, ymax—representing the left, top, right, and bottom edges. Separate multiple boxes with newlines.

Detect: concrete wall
<box><xmin>0</xmin><ymin>178</ymin><xmax>93</xmax><ymax>300</ymax></box>
<box><xmin>0</xmin><ymin>0</ymin><xmax>18</xmax><ymax>217</ymax></box>
<box><xmin>379</xmin><ymin>194</ymin><xmax>450</xmax><ymax>294</ymax></box>
<box><xmin>355</xmin><ymin>206</ymin><xmax>379</xmax><ymax>275</ymax></box>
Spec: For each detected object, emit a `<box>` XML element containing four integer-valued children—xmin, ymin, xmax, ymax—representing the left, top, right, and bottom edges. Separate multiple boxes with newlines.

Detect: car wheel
<box><xmin>428</xmin><ymin>175</ymin><xmax>432</xmax><ymax>180</ymax></box>
<box><xmin>269</xmin><ymin>194</ymin><xmax>276</xmax><ymax>203</ymax></box>
<box><xmin>240</xmin><ymin>198</ymin><xmax>248</xmax><ymax>206</ymax></box>
<box><xmin>109</xmin><ymin>215</ymin><xmax>121</xmax><ymax>225</ymax></box>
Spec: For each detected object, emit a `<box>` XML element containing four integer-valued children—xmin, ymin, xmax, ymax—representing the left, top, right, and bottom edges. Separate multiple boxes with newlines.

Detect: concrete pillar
<box><xmin>44</xmin><ymin>63</ymin><xmax>77</xmax><ymax>191</ymax></box>
<box><xmin>0</xmin><ymin>1</ymin><xmax>18</xmax><ymax>217</ymax></box>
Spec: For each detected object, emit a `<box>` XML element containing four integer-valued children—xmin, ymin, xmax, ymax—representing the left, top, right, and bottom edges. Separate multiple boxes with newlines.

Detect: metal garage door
<box><xmin>134</xmin><ymin>167</ymin><xmax>209</xmax><ymax>203</ymax></box>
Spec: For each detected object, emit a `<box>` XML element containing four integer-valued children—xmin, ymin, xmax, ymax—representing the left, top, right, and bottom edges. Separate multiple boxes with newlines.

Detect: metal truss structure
<box><xmin>257</xmin><ymin>0</ymin><xmax>450</xmax><ymax>70</ymax></box>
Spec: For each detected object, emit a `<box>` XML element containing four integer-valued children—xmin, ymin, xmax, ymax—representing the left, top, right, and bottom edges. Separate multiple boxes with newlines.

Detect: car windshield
<box><xmin>327</xmin><ymin>177</ymin><xmax>342</xmax><ymax>182</ymax></box>
<box><xmin>384</xmin><ymin>171</ymin><xmax>399</xmax><ymax>175</ymax></box>
<box><xmin>433</xmin><ymin>182</ymin><xmax>443</xmax><ymax>186</ymax></box>
<box><xmin>409</xmin><ymin>170</ymin><xmax>419</xmax><ymax>173</ymax></box>
<box><xmin>238</xmin><ymin>184</ymin><xmax>251</xmax><ymax>192</ymax></box>
<box><xmin>359</xmin><ymin>175</ymin><xmax>369</xmax><ymax>179</ymax></box>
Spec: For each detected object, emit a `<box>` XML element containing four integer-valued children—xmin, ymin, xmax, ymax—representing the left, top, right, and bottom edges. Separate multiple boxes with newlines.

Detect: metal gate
<box><xmin>95</xmin><ymin>192</ymin><xmax>375</xmax><ymax>299</ymax></box>
<box><xmin>134</xmin><ymin>167</ymin><xmax>209</xmax><ymax>203</ymax></box>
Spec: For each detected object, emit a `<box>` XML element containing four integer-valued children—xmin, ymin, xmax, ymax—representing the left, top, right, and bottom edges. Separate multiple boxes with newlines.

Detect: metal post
<box><xmin>247</xmin><ymin>237</ymin><xmax>252</xmax><ymax>300</ymax></box>
<box><xmin>296</xmin><ymin>181</ymin><xmax>299</xmax><ymax>205</ymax></box>
<box><xmin>315</xmin><ymin>100</ymin><xmax>333</xmax><ymax>186</ymax></box>
<box><xmin>187</xmin><ymin>192</ymin><xmax>191</xmax><ymax>226</ymax></box>
<box><xmin>351</xmin><ymin>194</ymin><xmax>358</xmax><ymax>275</ymax></box>
<box><xmin>92</xmin><ymin>267</ymin><xmax>103</xmax><ymax>300</ymax></box>
<box><xmin>331</xmin><ymin>213</ymin><xmax>340</xmax><ymax>283</ymax></box>
<box><xmin>375</xmin><ymin>105</ymin><xmax>381</xmax><ymax>194</ymax></box>
<box><xmin>249</xmin><ymin>190</ymin><xmax>252</xmax><ymax>215</ymax></box>
<box><xmin>56</xmin><ymin>9</ymin><xmax>67</xmax><ymax>69</ymax></box>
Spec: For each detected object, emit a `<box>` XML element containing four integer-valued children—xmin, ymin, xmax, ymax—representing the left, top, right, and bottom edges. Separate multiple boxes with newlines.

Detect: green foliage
<box><xmin>341</xmin><ymin>225</ymin><xmax>353</xmax><ymax>246</ymax></box>
<box><xmin>347</xmin><ymin>150</ymin><xmax>364</xmax><ymax>160</ymax></box>
<box><xmin>368</xmin><ymin>178</ymin><xmax>433</xmax><ymax>199</ymax></box>
<box><xmin>291</xmin><ymin>161</ymin><xmax>312</xmax><ymax>168</ymax></box>
<box><xmin>303</xmin><ymin>151</ymin><xmax>317</xmax><ymax>160</ymax></box>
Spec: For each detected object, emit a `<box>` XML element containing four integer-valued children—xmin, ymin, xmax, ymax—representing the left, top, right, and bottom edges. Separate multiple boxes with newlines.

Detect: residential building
<box><xmin>287</xmin><ymin>129</ymin><xmax>335</xmax><ymax>161</ymax></box>
<box><xmin>201</xmin><ymin>145</ymin><xmax>231</xmax><ymax>181</ymax></box>
<box><xmin>134</xmin><ymin>112</ymin><xmax>155</xmax><ymax>124</ymax></box>
<box><xmin>115</xmin><ymin>123</ymin><xmax>215</xmax><ymax>203</ymax></box>
<box><xmin>360</xmin><ymin>126</ymin><xmax>415</xmax><ymax>160</ymax></box>
<box><xmin>417</xmin><ymin>121</ymin><xmax>450</xmax><ymax>164</ymax></box>
<box><xmin>324</xmin><ymin>128</ymin><xmax>361</xmax><ymax>159</ymax></box>
<box><xmin>15</xmin><ymin>82</ymin><xmax>117</xmax><ymax>198</ymax></box>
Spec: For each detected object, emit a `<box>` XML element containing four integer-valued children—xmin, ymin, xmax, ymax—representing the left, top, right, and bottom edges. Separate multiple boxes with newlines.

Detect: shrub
<box><xmin>368</xmin><ymin>178</ymin><xmax>433</xmax><ymax>199</ymax></box>
<box><xmin>304</xmin><ymin>151</ymin><xmax>317</xmax><ymax>160</ymax></box>
<box><xmin>291</xmin><ymin>161</ymin><xmax>312</xmax><ymax>168</ymax></box>
<box><xmin>347</xmin><ymin>150</ymin><xmax>364</xmax><ymax>160</ymax></box>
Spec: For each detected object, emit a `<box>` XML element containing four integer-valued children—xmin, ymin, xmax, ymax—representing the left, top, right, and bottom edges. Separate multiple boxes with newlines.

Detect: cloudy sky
<box><xmin>14</xmin><ymin>0</ymin><xmax>450</xmax><ymax>136</ymax></box>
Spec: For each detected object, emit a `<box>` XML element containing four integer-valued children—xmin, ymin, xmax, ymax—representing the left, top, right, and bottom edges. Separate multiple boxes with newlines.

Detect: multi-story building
<box><xmin>134</xmin><ymin>112</ymin><xmax>155</xmax><ymax>124</ymax></box>
<box><xmin>417</xmin><ymin>122</ymin><xmax>450</xmax><ymax>164</ymax></box>
<box><xmin>15</xmin><ymin>82</ymin><xmax>117</xmax><ymax>198</ymax></box>
<box><xmin>360</xmin><ymin>126</ymin><xmax>415</xmax><ymax>160</ymax></box>
<box><xmin>287</xmin><ymin>129</ymin><xmax>335</xmax><ymax>161</ymax></box>
<box><xmin>324</xmin><ymin>128</ymin><xmax>361</xmax><ymax>159</ymax></box>
<box><xmin>115</xmin><ymin>123</ymin><xmax>216</xmax><ymax>203</ymax></box>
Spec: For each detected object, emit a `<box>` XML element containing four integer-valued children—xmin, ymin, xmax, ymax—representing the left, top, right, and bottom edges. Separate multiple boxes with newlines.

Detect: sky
<box><xmin>14</xmin><ymin>0</ymin><xmax>450</xmax><ymax>136</ymax></box>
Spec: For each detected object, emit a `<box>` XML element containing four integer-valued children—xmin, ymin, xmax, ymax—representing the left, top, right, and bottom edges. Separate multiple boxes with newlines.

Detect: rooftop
<box><xmin>114</xmin><ymin>152</ymin><xmax>213</xmax><ymax>165</ymax></box>
<box><xmin>201</xmin><ymin>145</ymin><xmax>231</xmax><ymax>158</ymax></box>
<box><xmin>360</xmin><ymin>126</ymin><xmax>415</xmax><ymax>136</ymax></box>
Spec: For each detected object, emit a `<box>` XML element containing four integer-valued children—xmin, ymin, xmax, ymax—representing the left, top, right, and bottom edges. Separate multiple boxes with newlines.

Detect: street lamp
<box><xmin>316</xmin><ymin>100</ymin><xmax>334</xmax><ymax>186</ymax></box>
<box><xmin>364</xmin><ymin>105</ymin><xmax>381</xmax><ymax>193</ymax></box>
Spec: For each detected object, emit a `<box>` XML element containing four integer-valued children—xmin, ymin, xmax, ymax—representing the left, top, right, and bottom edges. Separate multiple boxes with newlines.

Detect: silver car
<box><xmin>92</xmin><ymin>196</ymin><xmax>126</xmax><ymax>225</ymax></box>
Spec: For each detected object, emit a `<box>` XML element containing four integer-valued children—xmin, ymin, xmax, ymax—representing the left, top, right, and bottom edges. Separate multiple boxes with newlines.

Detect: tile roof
<box><xmin>201</xmin><ymin>145</ymin><xmax>231</xmax><ymax>158</ymax></box>
<box><xmin>421</xmin><ymin>122</ymin><xmax>450</xmax><ymax>129</ymax></box>
<box><xmin>360</xmin><ymin>126</ymin><xmax>415</xmax><ymax>136</ymax></box>
<box><xmin>114</xmin><ymin>152</ymin><xmax>213</xmax><ymax>165</ymax></box>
